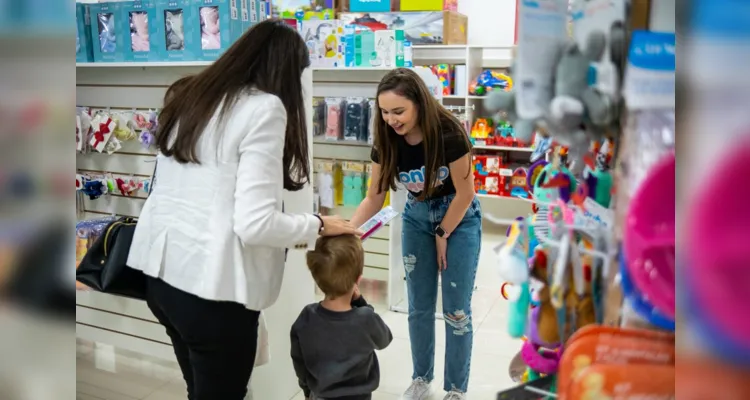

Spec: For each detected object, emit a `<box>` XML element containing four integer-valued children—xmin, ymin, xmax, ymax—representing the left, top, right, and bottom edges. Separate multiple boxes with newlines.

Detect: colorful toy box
<box><xmin>190</xmin><ymin>0</ymin><xmax>232</xmax><ymax>61</ymax></box>
<box><xmin>300</xmin><ymin>20</ymin><xmax>345</xmax><ymax>67</ymax></box>
<box><xmin>76</xmin><ymin>3</ymin><xmax>94</xmax><ymax>62</ymax></box>
<box><xmin>431</xmin><ymin>64</ymin><xmax>453</xmax><ymax>95</ymax></box>
<box><xmin>338</xmin><ymin>11</ymin><xmax>468</xmax><ymax>45</ymax></box>
<box><xmin>89</xmin><ymin>2</ymin><xmax>127</xmax><ymax>62</ymax></box>
<box><xmin>350</xmin><ymin>0</ymin><xmax>391</xmax><ymax>13</ymax></box>
<box><xmin>155</xmin><ymin>0</ymin><xmax>197</xmax><ymax>61</ymax></box>
<box><xmin>121</xmin><ymin>0</ymin><xmax>161</xmax><ymax>62</ymax></box>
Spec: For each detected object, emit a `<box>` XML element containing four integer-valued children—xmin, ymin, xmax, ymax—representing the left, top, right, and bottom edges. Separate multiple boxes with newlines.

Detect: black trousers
<box><xmin>146</xmin><ymin>276</ymin><xmax>260</xmax><ymax>400</ymax></box>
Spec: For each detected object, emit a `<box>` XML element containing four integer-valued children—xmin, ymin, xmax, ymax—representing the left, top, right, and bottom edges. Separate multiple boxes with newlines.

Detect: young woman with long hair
<box><xmin>350</xmin><ymin>68</ymin><xmax>482</xmax><ymax>400</ymax></box>
<box><xmin>127</xmin><ymin>19</ymin><xmax>359</xmax><ymax>400</ymax></box>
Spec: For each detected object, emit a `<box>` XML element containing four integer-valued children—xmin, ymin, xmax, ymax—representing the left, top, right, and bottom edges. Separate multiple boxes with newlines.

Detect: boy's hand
<box><xmin>352</xmin><ymin>284</ymin><xmax>361</xmax><ymax>300</ymax></box>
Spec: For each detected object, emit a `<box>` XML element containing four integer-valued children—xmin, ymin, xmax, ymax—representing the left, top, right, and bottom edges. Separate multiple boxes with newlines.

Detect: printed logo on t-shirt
<box><xmin>398</xmin><ymin>166</ymin><xmax>449</xmax><ymax>193</ymax></box>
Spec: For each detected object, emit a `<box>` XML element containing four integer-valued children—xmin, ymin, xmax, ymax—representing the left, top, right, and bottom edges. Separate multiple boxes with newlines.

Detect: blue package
<box><xmin>89</xmin><ymin>2</ymin><xmax>126</xmax><ymax>62</ymax></box>
<box><xmin>76</xmin><ymin>3</ymin><xmax>94</xmax><ymax>62</ymax></box>
<box><xmin>155</xmin><ymin>0</ymin><xmax>197</xmax><ymax>61</ymax></box>
<box><xmin>122</xmin><ymin>0</ymin><xmax>160</xmax><ymax>62</ymax></box>
<box><xmin>191</xmin><ymin>0</ymin><xmax>232</xmax><ymax>61</ymax></box>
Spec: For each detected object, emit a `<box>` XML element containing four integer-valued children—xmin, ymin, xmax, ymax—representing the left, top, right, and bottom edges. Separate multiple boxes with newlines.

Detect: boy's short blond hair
<box><xmin>306</xmin><ymin>235</ymin><xmax>364</xmax><ymax>298</ymax></box>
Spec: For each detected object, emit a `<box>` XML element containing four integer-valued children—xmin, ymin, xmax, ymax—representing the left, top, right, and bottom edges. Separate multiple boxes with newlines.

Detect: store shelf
<box><xmin>313</xmin><ymin>137</ymin><xmax>371</xmax><ymax>147</ymax></box>
<box><xmin>76</xmin><ymin>61</ymin><xmax>212</xmax><ymax>67</ymax></box>
<box><xmin>473</xmin><ymin>144</ymin><xmax>534</xmax><ymax>152</ymax></box>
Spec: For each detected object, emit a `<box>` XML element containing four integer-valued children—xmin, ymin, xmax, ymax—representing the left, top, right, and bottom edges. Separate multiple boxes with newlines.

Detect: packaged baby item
<box><xmin>373</xmin><ymin>30</ymin><xmax>396</xmax><ymax>68</ymax></box>
<box><xmin>156</xmin><ymin>0</ymin><xmax>197</xmax><ymax>61</ymax></box>
<box><xmin>344</xmin><ymin>97</ymin><xmax>368</xmax><ymax>142</ymax></box>
<box><xmin>230</xmin><ymin>0</ymin><xmax>242</xmax><ymax>41</ymax></box>
<box><xmin>190</xmin><ymin>0</ymin><xmax>232</xmax><ymax>60</ymax></box>
<box><xmin>122</xmin><ymin>0</ymin><xmax>160</xmax><ymax>62</ymax></box>
<box><xmin>89</xmin><ymin>2</ymin><xmax>126</xmax><ymax>62</ymax></box>
<box><xmin>300</xmin><ymin>20</ymin><xmax>344</xmax><ymax>68</ymax></box>
<box><xmin>324</xmin><ymin>97</ymin><xmax>344</xmax><ymax>140</ymax></box>
<box><xmin>342</xmin><ymin>162</ymin><xmax>366</xmax><ymax>207</ymax></box>
<box><xmin>76</xmin><ymin>2</ymin><xmax>94</xmax><ymax>62</ymax></box>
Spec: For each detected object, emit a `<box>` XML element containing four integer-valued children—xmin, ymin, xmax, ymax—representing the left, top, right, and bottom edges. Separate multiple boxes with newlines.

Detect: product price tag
<box><xmin>574</xmin><ymin>197</ymin><xmax>613</xmax><ymax>230</ymax></box>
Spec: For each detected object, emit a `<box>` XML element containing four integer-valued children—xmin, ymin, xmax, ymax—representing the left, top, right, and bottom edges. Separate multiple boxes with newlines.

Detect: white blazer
<box><xmin>127</xmin><ymin>91</ymin><xmax>320</xmax><ymax>311</ymax></box>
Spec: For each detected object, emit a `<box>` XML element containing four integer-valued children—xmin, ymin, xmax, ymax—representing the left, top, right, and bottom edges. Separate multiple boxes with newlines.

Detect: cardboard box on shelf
<box><xmin>339</xmin><ymin>10</ymin><xmax>467</xmax><ymax>45</ymax></box>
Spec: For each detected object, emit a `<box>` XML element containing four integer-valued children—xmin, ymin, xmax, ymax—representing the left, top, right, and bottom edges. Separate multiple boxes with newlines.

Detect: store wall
<box><xmin>459</xmin><ymin>0</ymin><xmax>517</xmax><ymax>46</ymax></box>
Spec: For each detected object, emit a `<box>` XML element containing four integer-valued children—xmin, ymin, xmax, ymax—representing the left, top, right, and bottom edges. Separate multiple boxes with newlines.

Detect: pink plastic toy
<box><xmin>688</xmin><ymin>140</ymin><xmax>750</xmax><ymax>346</ymax></box>
<box><xmin>623</xmin><ymin>152</ymin><xmax>675</xmax><ymax>318</ymax></box>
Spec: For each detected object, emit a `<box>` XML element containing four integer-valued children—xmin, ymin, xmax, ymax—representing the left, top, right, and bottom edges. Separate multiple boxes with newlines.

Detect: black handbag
<box><xmin>76</xmin><ymin>217</ymin><xmax>148</xmax><ymax>300</ymax></box>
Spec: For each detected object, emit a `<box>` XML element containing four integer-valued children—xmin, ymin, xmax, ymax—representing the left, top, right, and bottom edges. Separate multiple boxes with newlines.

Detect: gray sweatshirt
<box><xmin>290</xmin><ymin>296</ymin><xmax>393</xmax><ymax>400</ymax></box>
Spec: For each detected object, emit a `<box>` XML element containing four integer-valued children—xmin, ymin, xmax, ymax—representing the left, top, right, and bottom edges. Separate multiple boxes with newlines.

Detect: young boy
<box><xmin>291</xmin><ymin>235</ymin><xmax>393</xmax><ymax>400</ymax></box>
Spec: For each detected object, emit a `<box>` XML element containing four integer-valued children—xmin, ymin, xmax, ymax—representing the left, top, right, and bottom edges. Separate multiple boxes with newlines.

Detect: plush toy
<box><xmin>485</xmin><ymin>23</ymin><xmax>626</xmax><ymax>156</ymax></box>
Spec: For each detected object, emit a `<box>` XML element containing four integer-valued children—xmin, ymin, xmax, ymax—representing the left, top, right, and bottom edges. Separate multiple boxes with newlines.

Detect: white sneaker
<box><xmin>402</xmin><ymin>377</ymin><xmax>432</xmax><ymax>400</ymax></box>
<box><xmin>443</xmin><ymin>390</ymin><xmax>466</xmax><ymax>400</ymax></box>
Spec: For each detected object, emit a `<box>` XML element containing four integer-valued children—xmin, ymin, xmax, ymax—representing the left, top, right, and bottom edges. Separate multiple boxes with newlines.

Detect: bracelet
<box><xmin>313</xmin><ymin>214</ymin><xmax>324</xmax><ymax>234</ymax></box>
<box><xmin>520</xmin><ymin>340</ymin><xmax>561</xmax><ymax>375</ymax></box>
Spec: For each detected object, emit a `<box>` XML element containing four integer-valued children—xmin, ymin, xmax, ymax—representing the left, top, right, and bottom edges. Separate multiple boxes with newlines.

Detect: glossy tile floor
<box><xmin>76</xmin><ymin>231</ymin><xmax>523</xmax><ymax>400</ymax></box>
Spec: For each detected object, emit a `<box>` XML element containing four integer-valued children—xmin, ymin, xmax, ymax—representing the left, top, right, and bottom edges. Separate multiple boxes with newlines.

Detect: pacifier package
<box><xmin>190</xmin><ymin>0</ymin><xmax>233</xmax><ymax>61</ymax></box>
<box><xmin>122</xmin><ymin>0</ymin><xmax>161</xmax><ymax>62</ymax></box>
<box><xmin>89</xmin><ymin>2</ymin><xmax>126</xmax><ymax>62</ymax></box>
<box><xmin>155</xmin><ymin>0</ymin><xmax>197</xmax><ymax>61</ymax></box>
<box><xmin>76</xmin><ymin>2</ymin><xmax>94</xmax><ymax>62</ymax></box>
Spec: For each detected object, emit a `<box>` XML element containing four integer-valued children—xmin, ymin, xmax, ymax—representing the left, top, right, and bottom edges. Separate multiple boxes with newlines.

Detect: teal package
<box><xmin>89</xmin><ymin>2</ymin><xmax>126</xmax><ymax>62</ymax></box>
<box><xmin>191</xmin><ymin>0</ymin><xmax>232</xmax><ymax>61</ymax></box>
<box><xmin>229</xmin><ymin>0</ymin><xmax>243</xmax><ymax>42</ymax></box>
<box><xmin>122</xmin><ymin>0</ymin><xmax>161</xmax><ymax>62</ymax></box>
<box><xmin>155</xmin><ymin>0</ymin><xmax>196</xmax><ymax>61</ymax></box>
<box><xmin>342</xmin><ymin>24</ymin><xmax>356</xmax><ymax>67</ymax></box>
<box><xmin>76</xmin><ymin>3</ymin><xmax>94</xmax><ymax>62</ymax></box>
<box><xmin>242</xmin><ymin>0</ymin><xmax>261</xmax><ymax>32</ymax></box>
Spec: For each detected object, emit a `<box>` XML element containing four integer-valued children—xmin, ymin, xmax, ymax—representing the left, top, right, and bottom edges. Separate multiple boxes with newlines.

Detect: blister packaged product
<box><xmin>312</xmin><ymin>97</ymin><xmax>326</xmax><ymax>137</ymax></box>
<box><xmin>324</xmin><ymin>97</ymin><xmax>344</xmax><ymax>141</ymax></box>
<box><xmin>344</xmin><ymin>97</ymin><xmax>367</xmax><ymax>141</ymax></box>
<box><xmin>368</xmin><ymin>99</ymin><xmax>376</xmax><ymax>144</ymax></box>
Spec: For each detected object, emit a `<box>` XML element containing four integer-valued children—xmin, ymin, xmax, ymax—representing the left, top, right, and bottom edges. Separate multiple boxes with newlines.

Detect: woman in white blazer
<box><xmin>126</xmin><ymin>20</ymin><xmax>359</xmax><ymax>400</ymax></box>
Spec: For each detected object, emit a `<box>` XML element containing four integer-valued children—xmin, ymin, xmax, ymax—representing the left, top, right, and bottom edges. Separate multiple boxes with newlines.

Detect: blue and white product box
<box><xmin>342</xmin><ymin>24</ymin><xmax>356</xmax><ymax>67</ymax></box>
<box><xmin>76</xmin><ymin>3</ymin><xmax>94</xmax><ymax>62</ymax></box>
<box><xmin>259</xmin><ymin>1</ymin><xmax>269</xmax><ymax>20</ymax></box>
<box><xmin>191</xmin><ymin>0</ymin><xmax>232</xmax><ymax>61</ymax></box>
<box><xmin>121</xmin><ymin>0</ymin><xmax>160</xmax><ymax>62</ymax></box>
<box><xmin>623</xmin><ymin>30</ymin><xmax>676</xmax><ymax>110</ymax></box>
<box><xmin>90</xmin><ymin>2</ymin><xmax>126</xmax><ymax>62</ymax></box>
<box><xmin>155</xmin><ymin>0</ymin><xmax>197</xmax><ymax>61</ymax></box>
<box><xmin>349</xmin><ymin>0</ymin><xmax>391</xmax><ymax>12</ymax></box>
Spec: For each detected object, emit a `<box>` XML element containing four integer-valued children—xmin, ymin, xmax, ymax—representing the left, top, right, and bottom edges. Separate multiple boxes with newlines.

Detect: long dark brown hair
<box><xmin>157</xmin><ymin>19</ymin><xmax>311</xmax><ymax>191</ymax></box>
<box><xmin>374</xmin><ymin>68</ymin><xmax>472</xmax><ymax>199</ymax></box>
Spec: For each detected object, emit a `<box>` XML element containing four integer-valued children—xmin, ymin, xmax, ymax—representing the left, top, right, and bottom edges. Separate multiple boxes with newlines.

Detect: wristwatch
<box><xmin>435</xmin><ymin>225</ymin><xmax>450</xmax><ymax>239</ymax></box>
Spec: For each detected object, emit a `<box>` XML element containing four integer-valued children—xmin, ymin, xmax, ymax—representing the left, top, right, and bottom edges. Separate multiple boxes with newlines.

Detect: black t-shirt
<box><xmin>371</xmin><ymin>127</ymin><xmax>470</xmax><ymax>199</ymax></box>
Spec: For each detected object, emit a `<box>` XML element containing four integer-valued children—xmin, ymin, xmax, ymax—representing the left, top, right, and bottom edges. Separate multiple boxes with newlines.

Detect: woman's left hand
<box><xmin>436</xmin><ymin>236</ymin><xmax>448</xmax><ymax>271</ymax></box>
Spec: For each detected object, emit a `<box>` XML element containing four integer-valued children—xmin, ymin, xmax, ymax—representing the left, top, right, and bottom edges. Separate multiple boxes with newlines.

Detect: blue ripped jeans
<box><xmin>402</xmin><ymin>193</ymin><xmax>482</xmax><ymax>393</ymax></box>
